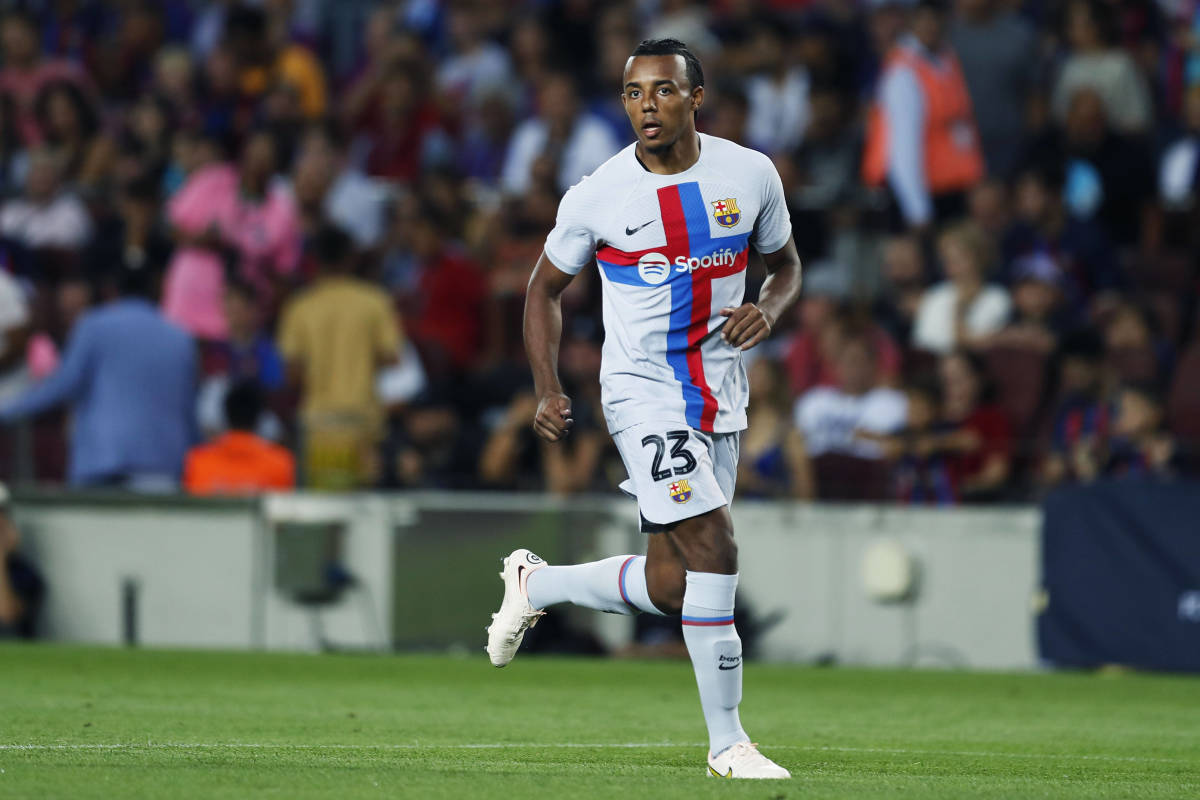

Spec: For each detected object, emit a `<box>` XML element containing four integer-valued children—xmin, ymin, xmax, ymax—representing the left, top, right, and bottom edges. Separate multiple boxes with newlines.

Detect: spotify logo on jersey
<box><xmin>637</xmin><ymin>252</ymin><xmax>671</xmax><ymax>285</ymax></box>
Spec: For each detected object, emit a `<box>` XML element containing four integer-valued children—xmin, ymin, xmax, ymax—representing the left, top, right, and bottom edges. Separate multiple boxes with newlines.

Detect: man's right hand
<box><xmin>533</xmin><ymin>392</ymin><xmax>573</xmax><ymax>442</ymax></box>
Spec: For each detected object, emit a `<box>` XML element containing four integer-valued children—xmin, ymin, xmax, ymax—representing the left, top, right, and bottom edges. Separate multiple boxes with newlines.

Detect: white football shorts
<box><xmin>613</xmin><ymin>421</ymin><xmax>740</xmax><ymax>533</ymax></box>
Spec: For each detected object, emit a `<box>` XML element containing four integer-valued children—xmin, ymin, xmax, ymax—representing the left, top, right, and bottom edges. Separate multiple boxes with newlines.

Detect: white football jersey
<box><xmin>544</xmin><ymin>133</ymin><xmax>792</xmax><ymax>435</ymax></box>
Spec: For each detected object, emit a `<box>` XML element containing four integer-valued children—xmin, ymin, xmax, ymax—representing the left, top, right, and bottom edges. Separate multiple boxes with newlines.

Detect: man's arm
<box><xmin>881</xmin><ymin>65</ymin><xmax>931</xmax><ymax>229</ymax></box>
<box><xmin>720</xmin><ymin>235</ymin><xmax>803</xmax><ymax>350</ymax></box>
<box><xmin>0</xmin><ymin>318</ymin><xmax>92</xmax><ymax>423</ymax></box>
<box><xmin>524</xmin><ymin>252</ymin><xmax>577</xmax><ymax>442</ymax></box>
<box><xmin>0</xmin><ymin>322</ymin><xmax>29</xmax><ymax>372</ymax></box>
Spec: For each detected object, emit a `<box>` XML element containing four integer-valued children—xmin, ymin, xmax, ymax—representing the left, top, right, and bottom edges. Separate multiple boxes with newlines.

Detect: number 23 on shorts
<box><xmin>641</xmin><ymin>430</ymin><xmax>698</xmax><ymax>481</ymax></box>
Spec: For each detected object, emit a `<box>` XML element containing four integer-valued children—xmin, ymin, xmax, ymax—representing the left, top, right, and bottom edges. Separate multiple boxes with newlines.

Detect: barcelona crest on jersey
<box><xmin>668</xmin><ymin>479</ymin><xmax>693</xmax><ymax>504</ymax></box>
<box><xmin>711</xmin><ymin>198</ymin><xmax>741</xmax><ymax>227</ymax></box>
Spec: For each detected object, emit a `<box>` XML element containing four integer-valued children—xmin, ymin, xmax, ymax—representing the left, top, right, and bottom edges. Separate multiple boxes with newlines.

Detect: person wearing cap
<box><xmin>0</xmin><ymin>484</ymin><xmax>45</xmax><ymax>639</ymax></box>
<box><xmin>862</xmin><ymin>0</ymin><xmax>985</xmax><ymax>230</ymax></box>
<box><xmin>0</xmin><ymin>267</ymin><xmax>197</xmax><ymax>490</ymax></box>
<box><xmin>985</xmin><ymin>251</ymin><xmax>1072</xmax><ymax>353</ymax></box>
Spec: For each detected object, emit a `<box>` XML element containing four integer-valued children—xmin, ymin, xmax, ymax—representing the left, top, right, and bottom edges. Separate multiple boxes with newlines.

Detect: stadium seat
<box><xmin>812</xmin><ymin>453</ymin><xmax>892</xmax><ymax>502</ymax></box>
<box><xmin>984</xmin><ymin>345</ymin><xmax>1048</xmax><ymax>435</ymax></box>
<box><xmin>1167</xmin><ymin>344</ymin><xmax>1200</xmax><ymax>446</ymax></box>
<box><xmin>1126</xmin><ymin>251</ymin><xmax>1195</xmax><ymax>294</ymax></box>
<box><xmin>903</xmin><ymin>348</ymin><xmax>940</xmax><ymax>379</ymax></box>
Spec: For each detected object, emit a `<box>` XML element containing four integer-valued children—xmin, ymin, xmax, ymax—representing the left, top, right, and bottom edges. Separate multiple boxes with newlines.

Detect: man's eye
<box><xmin>659</xmin><ymin>88</ymin><xmax>671</xmax><ymax>95</ymax></box>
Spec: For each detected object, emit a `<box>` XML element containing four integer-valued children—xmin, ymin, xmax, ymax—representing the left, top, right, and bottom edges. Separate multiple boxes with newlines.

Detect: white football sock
<box><xmin>526</xmin><ymin>555</ymin><xmax>665</xmax><ymax>616</ymax></box>
<box><xmin>681</xmin><ymin>570</ymin><xmax>749</xmax><ymax>757</ymax></box>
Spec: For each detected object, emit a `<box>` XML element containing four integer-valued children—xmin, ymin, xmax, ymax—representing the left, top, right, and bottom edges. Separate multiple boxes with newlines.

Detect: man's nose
<box><xmin>641</xmin><ymin>93</ymin><xmax>657</xmax><ymax>112</ymax></box>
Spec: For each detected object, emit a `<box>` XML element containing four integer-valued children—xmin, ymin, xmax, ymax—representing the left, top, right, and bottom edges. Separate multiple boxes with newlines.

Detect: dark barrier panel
<box><xmin>1039</xmin><ymin>479</ymin><xmax>1200</xmax><ymax>671</ymax></box>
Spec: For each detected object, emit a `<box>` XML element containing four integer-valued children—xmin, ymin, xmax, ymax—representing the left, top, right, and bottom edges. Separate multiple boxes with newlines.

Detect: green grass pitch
<box><xmin>1</xmin><ymin>645</ymin><xmax>1197</xmax><ymax>798</ymax></box>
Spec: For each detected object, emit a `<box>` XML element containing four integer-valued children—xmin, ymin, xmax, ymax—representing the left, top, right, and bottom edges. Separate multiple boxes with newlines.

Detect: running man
<box><xmin>486</xmin><ymin>38</ymin><xmax>803</xmax><ymax>780</ymax></box>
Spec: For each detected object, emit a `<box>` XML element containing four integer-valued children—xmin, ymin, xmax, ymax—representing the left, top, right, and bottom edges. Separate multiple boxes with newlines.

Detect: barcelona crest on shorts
<box><xmin>668</xmin><ymin>479</ymin><xmax>693</xmax><ymax>504</ymax></box>
<box><xmin>711</xmin><ymin>198</ymin><xmax>741</xmax><ymax>227</ymax></box>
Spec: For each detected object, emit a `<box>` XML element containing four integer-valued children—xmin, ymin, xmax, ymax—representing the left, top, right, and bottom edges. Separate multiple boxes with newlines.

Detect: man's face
<box><xmin>622</xmin><ymin>54</ymin><xmax>702</xmax><ymax>153</ymax></box>
<box><xmin>224</xmin><ymin>290</ymin><xmax>257</xmax><ymax>337</ymax></box>
<box><xmin>26</xmin><ymin>155</ymin><xmax>59</xmax><ymax>202</ymax></box>
<box><xmin>913</xmin><ymin>7</ymin><xmax>945</xmax><ymax>48</ymax></box>
<box><xmin>1014</xmin><ymin>280</ymin><xmax>1059</xmax><ymax>320</ymax></box>
<box><xmin>1015</xmin><ymin>173</ymin><xmax>1051</xmax><ymax>221</ymax></box>
<box><xmin>906</xmin><ymin>389</ymin><xmax>937</xmax><ymax>430</ymax></box>
<box><xmin>295</xmin><ymin>131</ymin><xmax>337</xmax><ymax>187</ymax></box>
<box><xmin>838</xmin><ymin>340</ymin><xmax>877</xmax><ymax>395</ymax></box>
<box><xmin>240</xmin><ymin>133</ymin><xmax>276</xmax><ymax>182</ymax></box>
<box><xmin>1</xmin><ymin>19</ymin><xmax>36</xmax><ymax>66</ymax></box>
<box><xmin>1114</xmin><ymin>389</ymin><xmax>1159</xmax><ymax>438</ymax></box>
<box><xmin>1061</xmin><ymin>356</ymin><xmax>1099</xmax><ymax>396</ymax></box>
<box><xmin>539</xmin><ymin>76</ymin><xmax>577</xmax><ymax>130</ymax></box>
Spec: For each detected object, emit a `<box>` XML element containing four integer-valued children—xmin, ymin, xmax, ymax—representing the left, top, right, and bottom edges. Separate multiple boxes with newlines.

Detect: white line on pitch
<box><xmin>0</xmin><ymin>742</ymin><xmax>1189</xmax><ymax>765</ymax></box>
<box><xmin>774</xmin><ymin>745</ymin><xmax>1190</xmax><ymax>765</ymax></box>
<box><xmin>0</xmin><ymin>743</ymin><xmax>696</xmax><ymax>751</ymax></box>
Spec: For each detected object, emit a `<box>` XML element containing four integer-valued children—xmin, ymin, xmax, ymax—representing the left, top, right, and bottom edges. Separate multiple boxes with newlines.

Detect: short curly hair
<box><xmin>629</xmin><ymin>38</ymin><xmax>704</xmax><ymax>91</ymax></box>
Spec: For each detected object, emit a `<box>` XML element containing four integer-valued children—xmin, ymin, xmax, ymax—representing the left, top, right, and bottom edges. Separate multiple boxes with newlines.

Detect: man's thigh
<box><xmin>614</xmin><ymin>423</ymin><xmax>730</xmax><ymax>532</ymax></box>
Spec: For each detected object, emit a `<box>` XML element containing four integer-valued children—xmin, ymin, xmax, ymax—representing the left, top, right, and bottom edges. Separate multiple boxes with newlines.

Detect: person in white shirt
<box><xmin>435</xmin><ymin>7</ymin><xmax>513</xmax><ymax>105</ymax></box>
<box><xmin>500</xmin><ymin>72</ymin><xmax>621</xmax><ymax>196</ymax></box>
<box><xmin>0</xmin><ymin>148</ymin><xmax>91</xmax><ymax>251</ymax></box>
<box><xmin>0</xmin><ymin>269</ymin><xmax>30</xmax><ymax>404</ymax></box>
<box><xmin>912</xmin><ymin>221</ymin><xmax>1011</xmax><ymax>354</ymax></box>
<box><xmin>743</xmin><ymin>25</ymin><xmax>809</xmax><ymax>156</ymax></box>
<box><xmin>794</xmin><ymin>331</ymin><xmax>908</xmax><ymax>459</ymax></box>
<box><xmin>486</xmin><ymin>38</ymin><xmax>802</xmax><ymax>780</ymax></box>
<box><xmin>1051</xmin><ymin>0</ymin><xmax>1151</xmax><ymax>136</ymax></box>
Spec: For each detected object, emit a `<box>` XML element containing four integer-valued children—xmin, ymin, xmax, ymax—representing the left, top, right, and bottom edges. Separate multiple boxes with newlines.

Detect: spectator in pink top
<box><xmin>0</xmin><ymin>10</ymin><xmax>89</xmax><ymax>147</ymax></box>
<box><xmin>162</xmin><ymin>129</ymin><xmax>301</xmax><ymax>341</ymax></box>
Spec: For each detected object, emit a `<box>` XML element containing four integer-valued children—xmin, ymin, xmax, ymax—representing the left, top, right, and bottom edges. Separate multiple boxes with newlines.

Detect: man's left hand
<box><xmin>719</xmin><ymin>303</ymin><xmax>773</xmax><ymax>350</ymax></box>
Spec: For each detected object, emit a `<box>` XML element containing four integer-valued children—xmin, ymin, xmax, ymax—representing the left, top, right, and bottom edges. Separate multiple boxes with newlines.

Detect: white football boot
<box><xmin>706</xmin><ymin>742</ymin><xmax>791</xmax><ymax>779</ymax></box>
<box><xmin>485</xmin><ymin>549</ymin><xmax>547</xmax><ymax>667</ymax></box>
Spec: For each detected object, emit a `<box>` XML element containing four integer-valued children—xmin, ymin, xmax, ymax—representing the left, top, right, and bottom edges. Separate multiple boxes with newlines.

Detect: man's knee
<box><xmin>645</xmin><ymin>555</ymin><xmax>685</xmax><ymax>615</ymax></box>
<box><xmin>672</xmin><ymin>511</ymin><xmax>737</xmax><ymax>574</ymax></box>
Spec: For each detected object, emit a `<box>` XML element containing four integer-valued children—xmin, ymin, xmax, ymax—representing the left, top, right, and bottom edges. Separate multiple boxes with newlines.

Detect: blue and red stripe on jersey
<box><xmin>594</xmin><ymin>182</ymin><xmax>750</xmax><ymax>432</ymax></box>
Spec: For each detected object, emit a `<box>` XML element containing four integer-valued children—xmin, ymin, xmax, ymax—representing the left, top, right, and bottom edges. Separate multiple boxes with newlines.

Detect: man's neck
<box><xmin>635</xmin><ymin>131</ymin><xmax>701</xmax><ymax>175</ymax></box>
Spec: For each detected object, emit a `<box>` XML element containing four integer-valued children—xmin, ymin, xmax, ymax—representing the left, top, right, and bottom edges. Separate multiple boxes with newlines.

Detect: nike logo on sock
<box><xmin>625</xmin><ymin>220</ymin><xmax>656</xmax><ymax>236</ymax></box>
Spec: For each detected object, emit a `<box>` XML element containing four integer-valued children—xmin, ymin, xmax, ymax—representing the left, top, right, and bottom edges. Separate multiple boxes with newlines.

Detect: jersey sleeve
<box><xmin>543</xmin><ymin>180</ymin><xmax>600</xmax><ymax>275</ymax></box>
<box><xmin>751</xmin><ymin>155</ymin><xmax>792</xmax><ymax>255</ymax></box>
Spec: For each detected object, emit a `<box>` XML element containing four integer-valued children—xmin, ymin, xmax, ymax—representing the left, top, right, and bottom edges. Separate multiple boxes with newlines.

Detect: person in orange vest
<box><xmin>863</xmin><ymin>0</ymin><xmax>985</xmax><ymax>231</ymax></box>
<box><xmin>184</xmin><ymin>380</ymin><xmax>295</xmax><ymax>496</ymax></box>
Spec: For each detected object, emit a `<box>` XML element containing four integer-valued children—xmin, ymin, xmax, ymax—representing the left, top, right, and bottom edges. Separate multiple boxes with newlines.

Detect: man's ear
<box><xmin>691</xmin><ymin>85</ymin><xmax>704</xmax><ymax>113</ymax></box>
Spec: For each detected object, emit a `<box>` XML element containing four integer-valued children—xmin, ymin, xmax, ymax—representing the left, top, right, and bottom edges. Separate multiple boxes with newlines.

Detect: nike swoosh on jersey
<box><xmin>625</xmin><ymin>220</ymin><xmax>656</xmax><ymax>235</ymax></box>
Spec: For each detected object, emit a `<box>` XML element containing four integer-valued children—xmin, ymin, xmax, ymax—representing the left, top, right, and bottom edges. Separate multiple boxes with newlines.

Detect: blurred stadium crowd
<box><xmin>0</xmin><ymin>0</ymin><xmax>1196</xmax><ymax>502</ymax></box>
